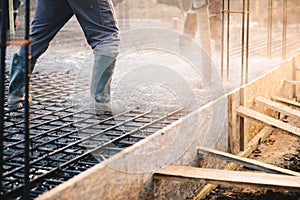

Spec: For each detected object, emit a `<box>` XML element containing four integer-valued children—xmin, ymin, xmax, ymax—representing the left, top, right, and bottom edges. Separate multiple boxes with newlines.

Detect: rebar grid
<box><xmin>1</xmin><ymin>72</ymin><xmax>185</xmax><ymax>199</ymax></box>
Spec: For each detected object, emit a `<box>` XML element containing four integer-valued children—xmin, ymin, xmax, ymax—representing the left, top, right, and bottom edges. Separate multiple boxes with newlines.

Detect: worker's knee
<box><xmin>93</xmin><ymin>39</ymin><xmax>120</xmax><ymax>58</ymax></box>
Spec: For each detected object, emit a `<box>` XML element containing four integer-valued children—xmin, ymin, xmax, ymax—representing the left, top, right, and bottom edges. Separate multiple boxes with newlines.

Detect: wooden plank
<box><xmin>237</xmin><ymin>106</ymin><xmax>300</xmax><ymax>138</ymax></box>
<box><xmin>194</xmin><ymin>127</ymin><xmax>272</xmax><ymax>200</ymax></box>
<box><xmin>284</xmin><ymin>80</ymin><xmax>300</xmax><ymax>85</ymax></box>
<box><xmin>255</xmin><ymin>96</ymin><xmax>300</xmax><ymax>121</ymax></box>
<box><xmin>271</xmin><ymin>96</ymin><xmax>300</xmax><ymax>108</ymax></box>
<box><xmin>154</xmin><ymin>166</ymin><xmax>300</xmax><ymax>192</ymax></box>
<box><xmin>198</xmin><ymin>147</ymin><xmax>300</xmax><ymax>176</ymax></box>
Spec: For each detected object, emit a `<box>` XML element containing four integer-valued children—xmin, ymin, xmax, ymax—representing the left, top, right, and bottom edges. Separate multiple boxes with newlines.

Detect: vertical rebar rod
<box><xmin>23</xmin><ymin>0</ymin><xmax>31</xmax><ymax>198</ymax></box>
<box><xmin>226</xmin><ymin>0</ymin><xmax>230</xmax><ymax>81</ymax></box>
<box><xmin>0</xmin><ymin>0</ymin><xmax>8</xmax><ymax>196</ymax></box>
<box><xmin>124</xmin><ymin>0</ymin><xmax>130</xmax><ymax>29</ymax></box>
<box><xmin>245</xmin><ymin>0</ymin><xmax>250</xmax><ymax>83</ymax></box>
<box><xmin>241</xmin><ymin>0</ymin><xmax>246</xmax><ymax>85</ymax></box>
<box><xmin>221</xmin><ymin>0</ymin><xmax>225</xmax><ymax>80</ymax></box>
<box><xmin>8</xmin><ymin>0</ymin><xmax>15</xmax><ymax>36</ymax></box>
<box><xmin>282</xmin><ymin>0</ymin><xmax>287</xmax><ymax>59</ymax></box>
<box><xmin>267</xmin><ymin>0</ymin><xmax>273</xmax><ymax>59</ymax></box>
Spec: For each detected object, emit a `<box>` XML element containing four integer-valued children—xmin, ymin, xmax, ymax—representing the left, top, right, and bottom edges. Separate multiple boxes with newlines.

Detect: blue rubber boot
<box><xmin>90</xmin><ymin>55</ymin><xmax>116</xmax><ymax>115</ymax></box>
<box><xmin>8</xmin><ymin>53</ymin><xmax>34</xmax><ymax>111</ymax></box>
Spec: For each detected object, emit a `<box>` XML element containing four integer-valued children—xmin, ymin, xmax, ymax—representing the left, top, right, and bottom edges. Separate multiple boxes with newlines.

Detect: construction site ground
<box><xmin>200</xmin><ymin>129</ymin><xmax>300</xmax><ymax>200</ymax></box>
<box><xmin>6</xmin><ymin>16</ymin><xmax>300</xmax><ymax>199</ymax></box>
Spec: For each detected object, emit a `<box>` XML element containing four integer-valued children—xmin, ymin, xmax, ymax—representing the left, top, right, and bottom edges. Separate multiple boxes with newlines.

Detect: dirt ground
<box><xmin>200</xmin><ymin>125</ymin><xmax>300</xmax><ymax>200</ymax></box>
<box><xmin>170</xmin><ymin>110</ymin><xmax>300</xmax><ymax>199</ymax></box>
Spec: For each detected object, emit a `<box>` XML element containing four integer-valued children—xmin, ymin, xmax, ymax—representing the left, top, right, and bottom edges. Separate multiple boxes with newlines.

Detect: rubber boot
<box><xmin>90</xmin><ymin>54</ymin><xmax>116</xmax><ymax>115</ymax></box>
<box><xmin>8</xmin><ymin>53</ymin><xmax>34</xmax><ymax>111</ymax></box>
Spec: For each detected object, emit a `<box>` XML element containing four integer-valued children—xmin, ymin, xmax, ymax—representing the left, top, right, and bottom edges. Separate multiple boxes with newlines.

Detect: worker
<box><xmin>7</xmin><ymin>0</ymin><xmax>120</xmax><ymax>114</ymax></box>
<box><xmin>182</xmin><ymin>0</ymin><xmax>212</xmax><ymax>84</ymax></box>
<box><xmin>182</xmin><ymin>0</ymin><xmax>222</xmax><ymax>85</ymax></box>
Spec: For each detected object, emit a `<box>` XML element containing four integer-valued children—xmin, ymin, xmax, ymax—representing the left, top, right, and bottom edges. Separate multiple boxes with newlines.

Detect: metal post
<box><xmin>221</xmin><ymin>0</ymin><xmax>225</xmax><ymax>80</ymax></box>
<box><xmin>267</xmin><ymin>0</ymin><xmax>273</xmax><ymax>59</ymax></box>
<box><xmin>0</xmin><ymin>0</ymin><xmax>9</xmax><ymax>197</ymax></box>
<box><xmin>226</xmin><ymin>0</ymin><xmax>230</xmax><ymax>81</ymax></box>
<box><xmin>245</xmin><ymin>0</ymin><xmax>250</xmax><ymax>83</ymax></box>
<box><xmin>282</xmin><ymin>0</ymin><xmax>287</xmax><ymax>59</ymax></box>
<box><xmin>241</xmin><ymin>0</ymin><xmax>246</xmax><ymax>85</ymax></box>
<box><xmin>23</xmin><ymin>0</ymin><xmax>31</xmax><ymax>198</ymax></box>
<box><xmin>8</xmin><ymin>0</ymin><xmax>15</xmax><ymax>36</ymax></box>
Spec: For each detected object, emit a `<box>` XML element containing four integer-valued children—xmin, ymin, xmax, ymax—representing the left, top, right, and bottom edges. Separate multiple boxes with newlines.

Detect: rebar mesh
<box><xmin>1</xmin><ymin>72</ymin><xmax>185</xmax><ymax>199</ymax></box>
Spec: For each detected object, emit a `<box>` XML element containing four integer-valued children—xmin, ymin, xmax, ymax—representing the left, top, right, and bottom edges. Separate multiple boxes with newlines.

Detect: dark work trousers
<box><xmin>19</xmin><ymin>0</ymin><xmax>120</xmax><ymax>61</ymax></box>
<box><xmin>8</xmin><ymin>0</ymin><xmax>119</xmax><ymax>108</ymax></box>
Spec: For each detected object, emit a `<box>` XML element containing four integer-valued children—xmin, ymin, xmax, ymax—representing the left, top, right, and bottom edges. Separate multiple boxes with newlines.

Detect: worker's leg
<box><xmin>8</xmin><ymin>0</ymin><xmax>73</xmax><ymax>111</ymax></box>
<box><xmin>183</xmin><ymin>10</ymin><xmax>198</xmax><ymax>38</ymax></box>
<box><xmin>179</xmin><ymin>1</ymin><xmax>198</xmax><ymax>54</ymax></box>
<box><xmin>209</xmin><ymin>14</ymin><xmax>222</xmax><ymax>53</ymax></box>
<box><xmin>68</xmin><ymin>0</ymin><xmax>119</xmax><ymax>109</ymax></box>
<box><xmin>208</xmin><ymin>0</ymin><xmax>222</xmax><ymax>53</ymax></box>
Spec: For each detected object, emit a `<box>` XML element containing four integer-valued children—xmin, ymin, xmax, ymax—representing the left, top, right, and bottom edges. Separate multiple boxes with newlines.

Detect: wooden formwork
<box><xmin>229</xmin><ymin>55</ymin><xmax>300</xmax><ymax>152</ymax></box>
<box><xmin>37</xmin><ymin>54</ymin><xmax>300</xmax><ymax>199</ymax></box>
